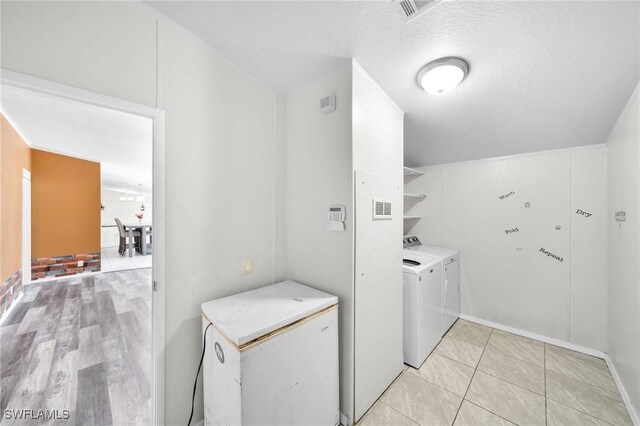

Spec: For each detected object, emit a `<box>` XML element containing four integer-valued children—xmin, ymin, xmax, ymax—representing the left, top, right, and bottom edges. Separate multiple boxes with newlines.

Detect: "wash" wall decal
<box><xmin>575</xmin><ymin>209</ymin><xmax>592</xmax><ymax>218</ymax></box>
<box><xmin>505</xmin><ymin>227</ymin><xmax>519</xmax><ymax>235</ymax></box>
<box><xmin>539</xmin><ymin>247</ymin><xmax>564</xmax><ymax>262</ymax></box>
<box><xmin>498</xmin><ymin>191</ymin><xmax>515</xmax><ymax>200</ymax></box>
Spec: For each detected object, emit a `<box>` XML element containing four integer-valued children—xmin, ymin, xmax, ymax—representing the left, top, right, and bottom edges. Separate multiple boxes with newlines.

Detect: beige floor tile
<box><xmin>486</xmin><ymin>329</ymin><xmax>544</xmax><ymax>366</ymax></box>
<box><xmin>410</xmin><ymin>353</ymin><xmax>475</xmax><ymax>397</ymax></box>
<box><xmin>454</xmin><ymin>400</ymin><xmax>514</xmax><ymax>426</ymax></box>
<box><xmin>358</xmin><ymin>401</ymin><xmax>417</xmax><ymax>426</ymax></box>
<box><xmin>433</xmin><ymin>336</ymin><xmax>484</xmax><ymax>368</ymax></box>
<box><xmin>381</xmin><ymin>371</ymin><xmax>462</xmax><ymax>426</ymax></box>
<box><xmin>546</xmin><ymin>370</ymin><xmax>631</xmax><ymax>426</ymax></box>
<box><xmin>545</xmin><ymin>343</ymin><xmax>607</xmax><ymax>367</ymax></box>
<box><xmin>445</xmin><ymin>319</ymin><xmax>493</xmax><ymax>348</ymax></box>
<box><xmin>546</xmin><ymin>399</ymin><xmax>612</xmax><ymax>426</ymax></box>
<box><xmin>545</xmin><ymin>349</ymin><xmax>617</xmax><ymax>392</ymax></box>
<box><xmin>477</xmin><ymin>348</ymin><xmax>545</xmax><ymax>395</ymax></box>
<box><xmin>466</xmin><ymin>371</ymin><xmax>545</xmax><ymax>426</ymax></box>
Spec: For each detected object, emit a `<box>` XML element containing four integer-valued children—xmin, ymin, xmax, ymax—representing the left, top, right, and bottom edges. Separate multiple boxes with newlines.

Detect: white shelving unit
<box><xmin>403</xmin><ymin>167</ymin><xmax>425</xmax><ymax>231</ymax></box>
<box><xmin>403</xmin><ymin>166</ymin><xmax>424</xmax><ymax>176</ymax></box>
<box><xmin>404</xmin><ymin>193</ymin><xmax>426</xmax><ymax>200</ymax></box>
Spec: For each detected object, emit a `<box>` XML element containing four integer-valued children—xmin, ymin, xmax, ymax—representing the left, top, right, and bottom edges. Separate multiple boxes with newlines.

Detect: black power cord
<box><xmin>188</xmin><ymin>322</ymin><xmax>213</xmax><ymax>426</ymax></box>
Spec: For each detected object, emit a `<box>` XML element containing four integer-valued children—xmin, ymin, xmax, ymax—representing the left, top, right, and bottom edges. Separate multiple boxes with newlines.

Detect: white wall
<box><xmin>405</xmin><ymin>145</ymin><xmax>608</xmax><ymax>351</ymax></box>
<box><xmin>101</xmin><ymin>189</ymin><xmax>152</xmax><ymax>227</ymax></box>
<box><xmin>2</xmin><ymin>3</ymin><xmax>287</xmax><ymax>424</ymax></box>
<box><xmin>352</xmin><ymin>63</ymin><xmax>404</xmax><ymax>421</ymax></box>
<box><xmin>286</xmin><ymin>62</ymin><xmax>355</xmax><ymax>419</ymax></box>
<box><xmin>607</xmin><ymin>85</ymin><xmax>640</xmax><ymax>421</ymax></box>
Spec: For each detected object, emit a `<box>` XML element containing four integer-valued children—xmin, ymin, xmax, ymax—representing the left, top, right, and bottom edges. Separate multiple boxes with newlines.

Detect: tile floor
<box><xmin>359</xmin><ymin>319</ymin><xmax>632</xmax><ymax>426</ymax></box>
<box><xmin>101</xmin><ymin>247</ymin><xmax>152</xmax><ymax>273</ymax></box>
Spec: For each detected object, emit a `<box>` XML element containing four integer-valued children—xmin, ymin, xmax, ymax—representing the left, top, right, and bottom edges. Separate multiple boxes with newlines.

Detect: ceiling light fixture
<box><xmin>417</xmin><ymin>57</ymin><xmax>469</xmax><ymax>95</ymax></box>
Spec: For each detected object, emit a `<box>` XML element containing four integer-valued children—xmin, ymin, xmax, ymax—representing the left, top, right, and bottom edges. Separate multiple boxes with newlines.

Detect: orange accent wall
<box><xmin>0</xmin><ymin>115</ymin><xmax>31</xmax><ymax>282</ymax></box>
<box><xmin>31</xmin><ymin>149</ymin><xmax>100</xmax><ymax>258</ymax></box>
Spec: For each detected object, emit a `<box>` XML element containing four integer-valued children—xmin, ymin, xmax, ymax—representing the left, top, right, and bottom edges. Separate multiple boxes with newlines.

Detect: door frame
<box><xmin>1</xmin><ymin>69</ymin><xmax>167</xmax><ymax>425</ymax></box>
<box><xmin>22</xmin><ymin>168</ymin><xmax>31</xmax><ymax>286</ymax></box>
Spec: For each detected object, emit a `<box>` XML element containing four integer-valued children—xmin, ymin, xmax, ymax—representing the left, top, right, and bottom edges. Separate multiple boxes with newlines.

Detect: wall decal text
<box><xmin>615</xmin><ymin>211</ymin><xmax>626</xmax><ymax>222</ymax></box>
<box><xmin>505</xmin><ymin>227</ymin><xmax>519</xmax><ymax>235</ymax></box>
<box><xmin>575</xmin><ymin>209</ymin><xmax>592</xmax><ymax>218</ymax></box>
<box><xmin>498</xmin><ymin>191</ymin><xmax>515</xmax><ymax>200</ymax></box>
<box><xmin>539</xmin><ymin>247</ymin><xmax>564</xmax><ymax>262</ymax></box>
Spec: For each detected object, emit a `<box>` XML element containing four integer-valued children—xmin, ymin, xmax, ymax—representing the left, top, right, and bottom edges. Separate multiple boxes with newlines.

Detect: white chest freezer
<box><xmin>201</xmin><ymin>280</ymin><xmax>340</xmax><ymax>426</ymax></box>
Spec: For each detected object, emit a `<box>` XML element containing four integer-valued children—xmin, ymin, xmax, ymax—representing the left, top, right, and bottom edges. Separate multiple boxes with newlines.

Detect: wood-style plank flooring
<box><xmin>0</xmin><ymin>269</ymin><xmax>151</xmax><ymax>425</ymax></box>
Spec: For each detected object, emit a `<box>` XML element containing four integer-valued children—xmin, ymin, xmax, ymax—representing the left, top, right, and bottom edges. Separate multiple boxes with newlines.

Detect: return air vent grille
<box><xmin>397</xmin><ymin>0</ymin><xmax>440</xmax><ymax>20</ymax></box>
<box><xmin>373</xmin><ymin>199</ymin><xmax>392</xmax><ymax>220</ymax></box>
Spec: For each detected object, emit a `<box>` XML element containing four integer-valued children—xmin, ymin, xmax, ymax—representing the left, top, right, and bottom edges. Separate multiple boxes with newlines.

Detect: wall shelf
<box><xmin>404</xmin><ymin>193</ymin><xmax>426</xmax><ymax>200</ymax></box>
<box><xmin>403</xmin><ymin>166</ymin><xmax>424</xmax><ymax>176</ymax></box>
<box><xmin>403</xmin><ymin>216</ymin><xmax>421</xmax><ymax>221</ymax></box>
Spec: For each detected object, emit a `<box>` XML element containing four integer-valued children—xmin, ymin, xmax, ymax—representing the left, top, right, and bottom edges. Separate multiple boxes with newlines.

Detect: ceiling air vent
<box><xmin>373</xmin><ymin>199</ymin><xmax>392</xmax><ymax>220</ymax></box>
<box><xmin>397</xmin><ymin>0</ymin><xmax>440</xmax><ymax>21</ymax></box>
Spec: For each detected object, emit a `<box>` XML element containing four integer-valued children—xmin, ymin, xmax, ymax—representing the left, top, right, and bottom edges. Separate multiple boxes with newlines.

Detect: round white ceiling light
<box><xmin>417</xmin><ymin>57</ymin><xmax>469</xmax><ymax>95</ymax></box>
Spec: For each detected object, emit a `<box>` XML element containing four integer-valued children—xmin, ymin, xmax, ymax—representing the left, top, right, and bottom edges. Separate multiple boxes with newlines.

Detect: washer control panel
<box><xmin>403</xmin><ymin>235</ymin><xmax>421</xmax><ymax>248</ymax></box>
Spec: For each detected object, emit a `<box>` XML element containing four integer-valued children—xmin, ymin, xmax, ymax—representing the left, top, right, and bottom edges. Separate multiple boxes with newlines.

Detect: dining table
<box><xmin>124</xmin><ymin>223</ymin><xmax>153</xmax><ymax>257</ymax></box>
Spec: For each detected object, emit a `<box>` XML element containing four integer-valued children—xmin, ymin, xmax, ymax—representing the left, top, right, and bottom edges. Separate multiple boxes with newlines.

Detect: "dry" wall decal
<box><xmin>505</xmin><ymin>227</ymin><xmax>519</xmax><ymax>235</ymax></box>
<box><xmin>575</xmin><ymin>209</ymin><xmax>592</xmax><ymax>218</ymax></box>
<box><xmin>539</xmin><ymin>248</ymin><xmax>564</xmax><ymax>262</ymax></box>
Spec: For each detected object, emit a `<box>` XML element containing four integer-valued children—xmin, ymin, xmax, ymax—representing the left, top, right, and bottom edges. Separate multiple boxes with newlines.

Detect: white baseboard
<box><xmin>459</xmin><ymin>314</ymin><xmax>606</xmax><ymax>359</ymax></box>
<box><xmin>605</xmin><ymin>354</ymin><xmax>640</xmax><ymax>426</ymax></box>
<box><xmin>0</xmin><ymin>291</ymin><xmax>23</xmax><ymax>326</ymax></box>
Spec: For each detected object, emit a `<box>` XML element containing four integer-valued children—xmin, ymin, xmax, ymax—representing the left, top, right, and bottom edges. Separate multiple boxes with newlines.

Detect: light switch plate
<box><xmin>242</xmin><ymin>258</ymin><xmax>253</xmax><ymax>275</ymax></box>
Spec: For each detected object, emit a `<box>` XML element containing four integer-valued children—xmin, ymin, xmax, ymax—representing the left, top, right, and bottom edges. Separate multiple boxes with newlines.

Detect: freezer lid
<box><xmin>201</xmin><ymin>280</ymin><xmax>338</xmax><ymax>346</ymax></box>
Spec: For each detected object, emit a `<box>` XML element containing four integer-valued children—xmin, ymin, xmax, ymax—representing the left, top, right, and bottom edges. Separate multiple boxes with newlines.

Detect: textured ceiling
<box><xmin>1</xmin><ymin>87</ymin><xmax>153</xmax><ymax>191</ymax></box>
<box><xmin>148</xmin><ymin>1</ymin><xmax>640</xmax><ymax>166</ymax></box>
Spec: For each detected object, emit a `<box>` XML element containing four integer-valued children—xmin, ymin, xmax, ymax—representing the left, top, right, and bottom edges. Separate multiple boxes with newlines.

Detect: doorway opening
<box><xmin>0</xmin><ymin>71</ymin><xmax>165</xmax><ymax>425</ymax></box>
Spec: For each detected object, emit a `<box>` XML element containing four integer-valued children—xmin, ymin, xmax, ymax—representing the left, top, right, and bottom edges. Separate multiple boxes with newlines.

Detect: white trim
<box><xmin>410</xmin><ymin>143</ymin><xmax>607</xmax><ymax>171</ymax></box>
<box><xmin>22</xmin><ymin>169</ymin><xmax>31</xmax><ymax>180</ymax></box>
<box><xmin>605</xmin><ymin>354</ymin><xmax>640</xmax><ymax>426</ymax></box>
<box><xmin>1</xmin><ymin>69</ymin><xmax>166</xmax><ymax>426</ymax></box>
<box><xmin>340</xmin><ymin>411</ymin><xmax>351</xmax><ymax>426</ymax></box>
<box><xmin>459</xmin><ymin>314</ymin><xmax>606</xmax><ymax>359</ymax></box>
<box><xmin>0</xmin><ymin>291</ymin><xmax>24</xmax><ymax>326</ymax></box>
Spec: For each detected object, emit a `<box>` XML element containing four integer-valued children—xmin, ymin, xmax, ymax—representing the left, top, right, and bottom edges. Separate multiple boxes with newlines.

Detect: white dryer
<box><xmin>402</xmin><ymin>251</ymin><xmax>443</xmax><ymax>368</ymax></box>
<box><xmin>404</xmin><ymin>236</ymin><xmax>461</xmax><ymax>335</ymax></box>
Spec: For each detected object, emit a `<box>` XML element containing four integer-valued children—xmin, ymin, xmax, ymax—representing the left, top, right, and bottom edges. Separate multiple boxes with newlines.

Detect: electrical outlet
<box><xmin>242</xmin><ymin>258</ymin><xmax>253</xmax><ymax>275</ymax></box>
<box><xmin>78</xmin><ymin>260</ymin><xmax>84</xmax><ymax>267</ymax></box>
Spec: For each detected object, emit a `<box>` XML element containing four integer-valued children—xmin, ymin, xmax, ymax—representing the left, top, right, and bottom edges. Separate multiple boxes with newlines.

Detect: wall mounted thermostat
<box><xmin>327</xmin><ymin>205</ymin><xmax>345</xmax><ymax>231</ymax></box>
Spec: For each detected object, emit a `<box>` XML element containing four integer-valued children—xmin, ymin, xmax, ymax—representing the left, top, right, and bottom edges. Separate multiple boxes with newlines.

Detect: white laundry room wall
<box><xmin>405</xmin><ymin>145</ymin><xmax>608</xmax><ymax>351</ymax></box>
<box><xmin>1</xmin><ymin>3</ymin><xmax>288</xmax><ymax>424</ymax></box>
<box><xmin>286</xmin><ymin>61</ymin><xmax>404</xmax><ymax>424</ymax></box>
<box><xmin>351</xmin><ymin>63</ymin><xmax>404</xmax><ymax>421</ymax></box>
<box><xmin>286</xmin><ymin>61</ymin><xmax>355</xmax><ymax>420</ymax></box>
<box><xmin>606</xmin><ymin>84</ymin><xmax>640</xmax><ymax>422</ymax></box>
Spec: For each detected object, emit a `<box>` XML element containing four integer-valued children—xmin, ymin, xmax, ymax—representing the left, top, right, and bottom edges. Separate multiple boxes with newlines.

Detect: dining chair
<box><xmin>115</xmin><ymin>218</ymin><xmax>141</xmax><ymax>256</ymax></box>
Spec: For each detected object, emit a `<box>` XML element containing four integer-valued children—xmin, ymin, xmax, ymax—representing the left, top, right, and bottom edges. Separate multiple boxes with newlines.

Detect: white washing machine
<box><xmin>404</xmin><ymin>236</ymin><xmax>461</xmax><ymax>335</ymax></box>
<box><xmin>402</xmin><ymin>250</ymin><xmax>443</xmax><ymax>368</ymax></box>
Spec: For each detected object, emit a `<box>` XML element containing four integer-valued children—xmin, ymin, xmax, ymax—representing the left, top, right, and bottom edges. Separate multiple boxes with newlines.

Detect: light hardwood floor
<box><xmin>359</xmin><ymin>319</ymin><xmax>633</xmax><ymax>426</ymax></box>
<box><xmin>0</xmin><ymin>269</ymin><xmax>151</xmax><ymax>425</ymax></box>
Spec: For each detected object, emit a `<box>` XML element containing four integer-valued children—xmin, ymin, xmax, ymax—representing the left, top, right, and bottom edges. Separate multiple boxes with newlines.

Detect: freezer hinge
<box><xmin>153</xmin><ymin>280</ymin><xmax>158</xmax><ymax>292</ymax></box>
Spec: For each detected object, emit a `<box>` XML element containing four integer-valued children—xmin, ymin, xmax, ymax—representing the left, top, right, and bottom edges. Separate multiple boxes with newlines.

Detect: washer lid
<box><xmin>403</xmin><ymin>251</ymin><xmax>440</xmax><ymax>274</ymax></box>
<box><xmin>201</xmin><ymin>280</ymin><xmax>338</xmax><ymax>346</ymax></box>
<box><xmin>406</xmin><ymin>244</ymin><xmax>459</xmax><ymax>259</ymax></box>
